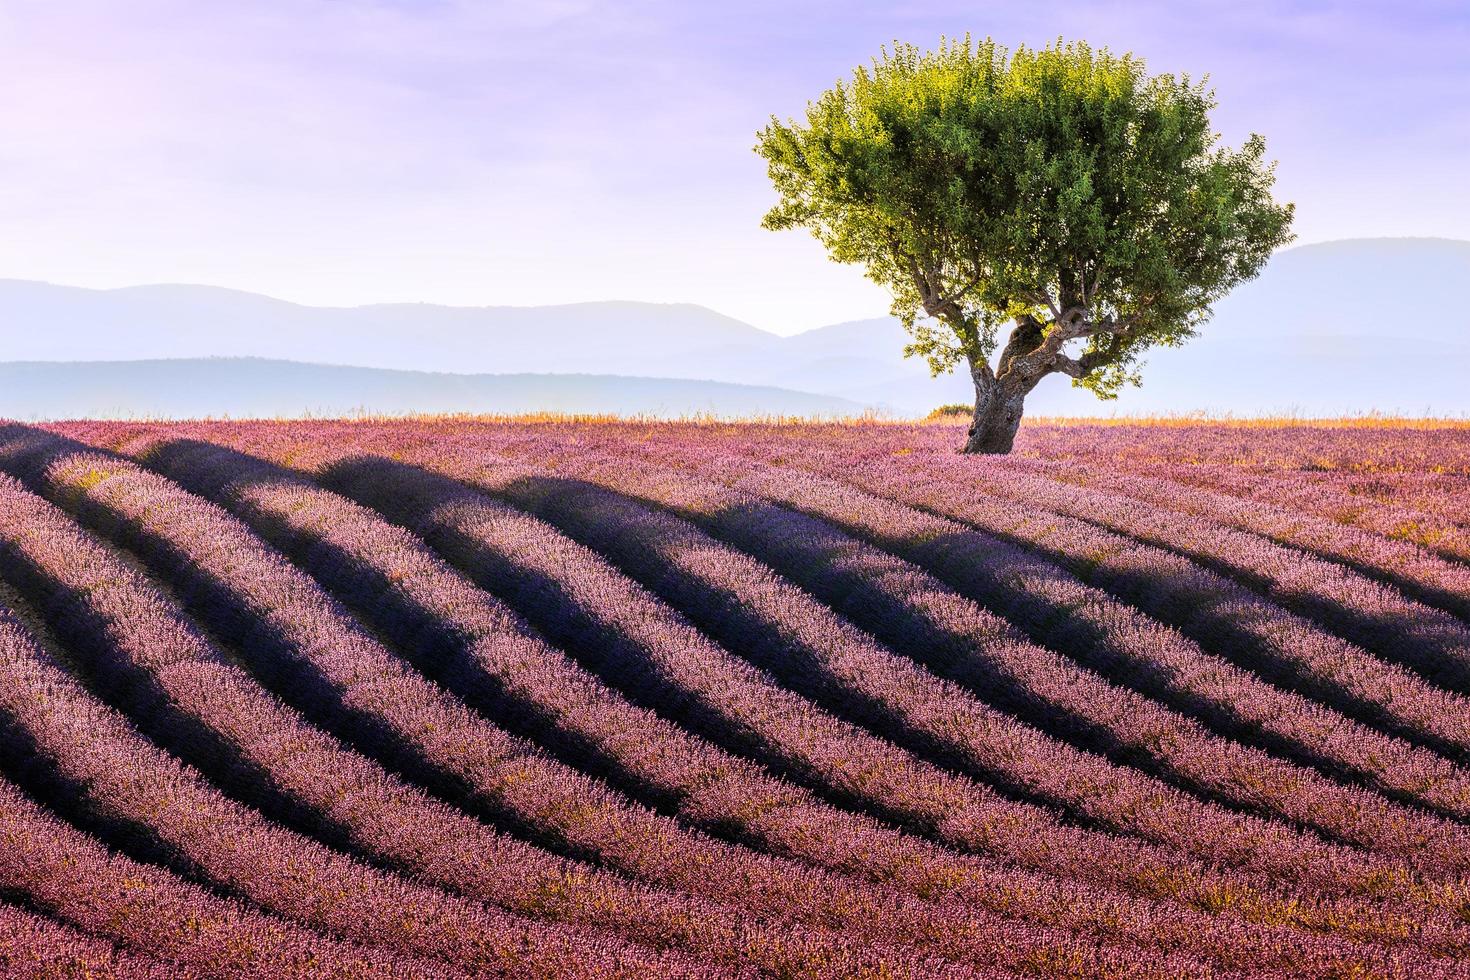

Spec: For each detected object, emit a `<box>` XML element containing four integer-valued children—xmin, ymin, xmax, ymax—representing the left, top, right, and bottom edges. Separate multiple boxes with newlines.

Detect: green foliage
<box><xmin>755</xmin><ymin>37</ymin><xmax>1295</xmax><ymax>399</ymax></box>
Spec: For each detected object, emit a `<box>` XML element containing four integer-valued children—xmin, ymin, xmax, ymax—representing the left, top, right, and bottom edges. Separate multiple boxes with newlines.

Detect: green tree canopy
<box><xmin>755</xmin><ymin>37</ymin><xmax>1295</xmax><ymax>452</ymax></box>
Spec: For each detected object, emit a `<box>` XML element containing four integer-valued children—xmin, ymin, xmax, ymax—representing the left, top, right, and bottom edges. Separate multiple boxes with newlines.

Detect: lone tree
<box><xmin>755</xmin><ymin>38</ymin><xmax>1294</xmax><ymax>453</ymax></box>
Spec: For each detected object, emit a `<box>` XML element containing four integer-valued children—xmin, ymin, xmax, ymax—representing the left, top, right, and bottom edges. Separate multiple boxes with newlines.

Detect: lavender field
<box><xmin>2</xmin><ymin>417</ymin><xmax>1469</xmax><ymax>978</ymax></box>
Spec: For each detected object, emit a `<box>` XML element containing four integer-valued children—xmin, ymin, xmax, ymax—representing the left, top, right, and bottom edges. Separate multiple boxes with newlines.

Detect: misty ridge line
<box><xmin>0</xmin><ymin>359</ymin><xmax>867</xmax><ymax>423</ymax></box>
<box><xmin>2</xmin><ymin>237</ymin><xmax>1468</xmax><ymax>418</ymax></box>
<box><xmin>9</xmin><ymin>235</ymin><xmax>1468</xmax><ymax>323</ymax></box>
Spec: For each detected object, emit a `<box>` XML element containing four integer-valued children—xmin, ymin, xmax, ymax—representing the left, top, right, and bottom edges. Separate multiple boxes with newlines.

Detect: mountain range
<box><xmin>1</xmin><ymin>237</ymin><xmax>1466</xmax><ymax>419</ymax></box>
<box><xmin>0</xmin><ymin>360</ymin><xmax>862</xmax><ymax>422</ymax></box>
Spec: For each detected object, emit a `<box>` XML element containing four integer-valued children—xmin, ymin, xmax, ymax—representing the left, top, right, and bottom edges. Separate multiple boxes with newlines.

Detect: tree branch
<box><xmin>966</xmin><ymin>348</ymin><xmax>996</xmax><ymax>388</ymax></box>
<box><xmin>1084</xmin><ymin>267</ymin><xmax>1103</xmax><ymax>307</ymax></box>
<box><xmin>1052</xmin><ymin>351</ymin><xmax>1100</xmax><ymax>379</ymax></box>
<box><xmin>1032</xmin><ymin>290</ymin><xmax>1064</xmax><ymax>322</ymax></box>
<box><xmin>906</xmin><ymin>254</ymin><xmax>958</xmax><ymax>321</ymax></box>
<box><xmin>998</xmin><ymin>307</ymin><xmax>1137</xmax><ymax>386</ymax></box>
<box><xmin>939</xmin><ymin>278</ymin><xmax>983</xmax><ymax>308</ymax></box>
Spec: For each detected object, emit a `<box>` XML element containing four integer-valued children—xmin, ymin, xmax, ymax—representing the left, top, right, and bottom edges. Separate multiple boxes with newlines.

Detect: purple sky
<box><xmin>1</xmin><ymin>1</ymin><xmax>1465</xmax><ymax>334</ymax></box>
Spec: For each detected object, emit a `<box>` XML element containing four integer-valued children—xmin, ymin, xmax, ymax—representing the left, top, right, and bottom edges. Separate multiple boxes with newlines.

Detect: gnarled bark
<box><xmin>960</xmin><ymin>321</ymin><xmax>1048</xmax><ymax>455</ymax></box>
<box><xmin>957</xmin><ymin>311</ymin><xmax>1115</xmax><ymax>454</ymax></box>
<box><xmin>963</xmin><ymin>380</ymin><xmax>1028</xmax><ymax>454</ymax></box>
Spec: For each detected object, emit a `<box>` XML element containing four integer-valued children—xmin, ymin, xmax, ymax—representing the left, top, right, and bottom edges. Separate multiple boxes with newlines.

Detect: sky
<box><xmin>1</xmin><ymin>0</ymin><xmax>1466</xmax><ymax>335</ymax></box>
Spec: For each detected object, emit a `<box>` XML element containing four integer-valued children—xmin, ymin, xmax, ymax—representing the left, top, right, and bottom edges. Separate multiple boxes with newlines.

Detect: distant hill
<box><xmin>755</xmin><ymin>238</ymin><xmax>1470</xmax><ymax>416</ymax></box>
<box><xmin>2</xmin><ymin>237</ymin><xmax>1468</xmax><ymax>416</ymax></box>
<box><xmin>1014</xmin><ymin>238</ymin><xmax>1470</xmax><ymax>417</ymax></box>
<box><xmin>0</xmin><ymin>283</ymin><xmax>783</xmax><ymax>377</ymax></box>
<box><xmin>0</xmin><ymin>359</ymin><xmax>863</xmax><ymax>421</ymax></box>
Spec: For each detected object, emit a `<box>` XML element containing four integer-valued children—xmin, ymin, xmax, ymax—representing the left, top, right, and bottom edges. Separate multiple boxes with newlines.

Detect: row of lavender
<box><xmin>0</xmin><ymin>427</ymin><xmax>1222</xmax><ymax>977</ymax></box>
<box><xmin>0</xmin><ymin>900</ymin><xmax>194</xmax><ymax>980</ymax></box>
<box><xmin>689</xmin><ymin>427</ymin><xmax>1470</xmax><ymax>782</ymax></box>
<box><xmin>157</xmin><ymin>425</ymin><xmax>1470</xmax><ymax>878</ymax></box>
<box><xmin>1010</xmin><ymin>422</ymin><xmax>1470</xmax><ymax>551</ymax></box>
<box><xmin>2</xmin><ymin>417</ymin><xmax>1465</xmax><ymax>975</ymax></box>
<box><xmin>1014</xmin><ymin>421</ymin><xmax>1470</xmax><ymax>476</ymax></box>
<box><xmin>7</xmin><ymin>424</ymin><xmax>1366</xmax><ymax>976</ymax></box>
<box><xmin>215</xmin><ymin>419</ymin><xmax>1470</xmax><ymax>824</ymax></box>
<box><xmin>54</xmin><ymin>423</ymin><xmax>1470</xmax><ymax>963</ymax></box>
<box><xmin>705</xmin><ymin>426</ymin><xmax>1470</xmax><ymax>737</ymax></box>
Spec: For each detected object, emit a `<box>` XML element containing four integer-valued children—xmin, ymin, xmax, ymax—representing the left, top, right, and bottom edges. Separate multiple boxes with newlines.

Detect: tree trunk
<box><xmin>963</xmin><ymin>379</ymin><xmax>1027</xmax><ymax>455</ymax></box>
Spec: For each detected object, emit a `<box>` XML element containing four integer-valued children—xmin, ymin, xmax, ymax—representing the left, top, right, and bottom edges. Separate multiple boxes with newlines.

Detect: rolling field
<box><xmin>1</xmin><ymin>417</ymin><xmax>1469</xmax><ymax>978</ymax></box>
